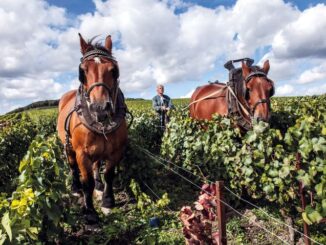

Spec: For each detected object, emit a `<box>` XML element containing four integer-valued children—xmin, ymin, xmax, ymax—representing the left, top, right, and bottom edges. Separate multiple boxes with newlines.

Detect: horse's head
<box><xmin>79</xmin><ymin>33</ymin><xmax>120</xmax><ymax>123</ymax></box>
<box><xmin>242</xmin><ymin>60</ymin><xmax>275</xmax><ymax>122</ymax></box>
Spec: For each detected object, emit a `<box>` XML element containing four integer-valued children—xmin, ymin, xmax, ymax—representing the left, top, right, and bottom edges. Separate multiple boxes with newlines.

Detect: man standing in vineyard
<box><xmin>152</xmin><ymin>84</ymin><xmax>174</xmax><ymax>128</ymax></box>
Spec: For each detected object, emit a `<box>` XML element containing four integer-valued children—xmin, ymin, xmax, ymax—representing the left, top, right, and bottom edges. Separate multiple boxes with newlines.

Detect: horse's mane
<box><xmin>85</xmin><ymin>36</ymin><xmax>110</xmax><ymax>53</ymax></box>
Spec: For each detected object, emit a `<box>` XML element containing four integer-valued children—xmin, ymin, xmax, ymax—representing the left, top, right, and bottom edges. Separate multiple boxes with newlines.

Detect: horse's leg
<box><xmin>102</xmin><ymin>164</ymin><xmax>116</xmax><ymax>209</ymax></box>
<box><xmin>67</xmin><ymin>152</ymin><xmax>82</xmax><ymax>196</ymax></box>
<box><xmin>93</xmin><ymin>160</ymin><xmax>104</xmax><ymax>191</ymax></box>
<box><xmin>76</xmin><ymin>152</ymin><xmax>98</xmax><ymax>224</ymax></box>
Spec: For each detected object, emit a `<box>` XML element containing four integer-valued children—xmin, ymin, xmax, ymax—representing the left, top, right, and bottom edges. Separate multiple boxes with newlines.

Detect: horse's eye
<box><xmin>245</xmin><ymin>89</ymin><xmax>250</xmax><ymax>99</ymax></box>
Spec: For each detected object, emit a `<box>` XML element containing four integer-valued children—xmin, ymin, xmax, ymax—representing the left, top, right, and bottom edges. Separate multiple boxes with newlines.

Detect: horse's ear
<box><xmin>242</xmin><ymin>61</ymin><xmax>251</xmax><ymax>78</ymax></box>
<box><xmin>105</xmin><ymin>35</ymin><xmax>112</xmax><ymax>54</ymax></box>
<box><xmin>262</xmin><ymin>60</ymin><xmax>270</xmax><ymax>74</ymax></box>
<box><xmin>79</xmin><ymin>33</ymin><xmax>88</xmax><ymax>55</ymax></box>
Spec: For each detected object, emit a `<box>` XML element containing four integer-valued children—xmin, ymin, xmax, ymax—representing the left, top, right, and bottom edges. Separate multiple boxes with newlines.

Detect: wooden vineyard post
<box><xmin>216</xmin><ymin>181</ymin><xmax>227</xmax><ymax>245</ymax></box>
<box><xmin>296</xmin><ymin>153</ymin><xmax>311</xmax><ymax>245</ymax></box>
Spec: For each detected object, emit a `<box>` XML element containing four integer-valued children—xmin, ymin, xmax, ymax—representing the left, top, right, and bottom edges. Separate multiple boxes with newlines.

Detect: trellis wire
<box><xmin>141</xmin><ymin>180</ymin><xmax>174</xmax><ymax>212</ymax></box>
<box><xmin>134</xmin><ymin>144</ymin><xmax>322</xmax><ymax>245</ymax></box>
<box><xmin>223</xmin><ymin>185</ymin><xmax>322</xmax><ymax>245</ymax></box>
<box><xmin>136</xmin><ymin>145</ymin><xmax>291</xmax><ymax>245</ymax></box>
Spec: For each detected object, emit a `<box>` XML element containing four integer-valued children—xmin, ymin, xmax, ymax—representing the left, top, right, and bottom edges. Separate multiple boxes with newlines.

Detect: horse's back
<box><xmin>57</xmin><ymin>90</ymin><xmax>77</xmax><ymax>144</ymax></box>
<box><xmin>190</xmin><ymin>84</ymin><xmax>228</xmax><ymax>120</ymax></box>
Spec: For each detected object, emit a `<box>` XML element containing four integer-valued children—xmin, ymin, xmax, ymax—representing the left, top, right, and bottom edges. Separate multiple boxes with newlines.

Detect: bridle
<box><xmin>79</xmin><ymin>49</ymin><xmax>120</xmax><ymax>114</ymax></box>
<box><xmin>64</xmin><ymin>48</ymin><xmax>122</xmax><ymax>144</ymax></box>
<box><xmin>242</xmin><ymin>70</ymin><xmax>275</xmax><ymax>118</ymax></box>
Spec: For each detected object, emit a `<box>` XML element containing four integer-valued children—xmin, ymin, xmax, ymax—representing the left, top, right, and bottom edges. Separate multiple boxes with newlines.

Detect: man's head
<box><xmin>156</xmin><ymin>84</ymin><xmax>164</xmax><ymax>96</ymax></box>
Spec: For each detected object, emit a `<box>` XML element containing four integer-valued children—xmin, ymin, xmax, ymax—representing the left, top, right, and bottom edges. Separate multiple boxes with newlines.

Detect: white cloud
<box><xmin>259</xmin><ymin>52</ymin><xmax>299</xmax><ymax>81</ymax></box>
<box><xmin>229</xmin><ymin>0</ymin><xmax>299</xmax><ymax>58</ymax></box>
<box><xmin>0</xmin><ymin>78</ymin><xmax>63</xmax><ymax>100</ymax></box>
<box><xmin>1</xmin><ymin>0</ymin><xmax>326</xmax><ymax>114</ymax></box>
<box><xmin>297</xmin><ymin>64</ymin><xmax>326</xmax><ymax>84</ymax></box>
<box><xmin>276</xmin><ymin>84</ymin><xmax>294</xmax><ymax>96</ymax></box>
<box><xmin>302</xmin><ymin>83</ymin><xmax>326</xmax><ymax>95</ymax></box>
<box><xmin>181</xmin><ymin>89</ymin><xmax>195</xmax><ymax>98</ymax></box>
<box><xmin>272</xmin><ymin>3</ymin><xmax>326</xmax><ymax>59</ymax></box>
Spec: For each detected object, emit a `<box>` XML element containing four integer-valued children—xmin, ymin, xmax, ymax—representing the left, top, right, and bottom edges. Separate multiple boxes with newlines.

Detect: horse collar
<box><xmin>74</xmin><ymin>86</ymin><xmax>122</xmax><ymax>135</ymax></box>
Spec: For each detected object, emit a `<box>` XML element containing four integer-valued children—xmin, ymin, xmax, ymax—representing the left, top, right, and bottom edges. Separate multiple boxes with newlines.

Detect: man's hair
<box><xmin>157</xmin><ymin>84</ymin><xmax>164</xmax><ymax>89</ymax></box>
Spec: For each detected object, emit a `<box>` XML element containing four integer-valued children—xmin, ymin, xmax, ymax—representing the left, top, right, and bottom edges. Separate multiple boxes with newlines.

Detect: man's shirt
<box><xmin>152</xmin><ymin>94</ymin><xmax>173</xmax><ymax>113</ymax></box>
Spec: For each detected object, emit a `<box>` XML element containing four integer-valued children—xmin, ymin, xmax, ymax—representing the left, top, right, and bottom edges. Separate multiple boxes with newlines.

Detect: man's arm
<box><xmin>164</xmin><ymin>95</ymin><xmax>174</xmax><ymax>110</ymax></box>
<box><xmin>167</xmin><ymin>98</ymin><xmax>174</xmax><ymax>109</ymax></box>
<box><xmin>152</xmin><ymin>96</ymin><xmax>161</xmax><ymax>112</ymax></box>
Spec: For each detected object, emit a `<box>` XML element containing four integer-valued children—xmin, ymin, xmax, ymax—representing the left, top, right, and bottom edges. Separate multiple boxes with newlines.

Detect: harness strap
<box><xmin>183</xmin><ymin>86</ymin><xmax>228</xmax><ymax>111</ymax></box>
<box><xmin>226</xmin><ymin>86</ymin><xmax>251</xmax><ymax>117</ymax></box>
<box><xmin>63</xmin><ymin>105</ymin><xmax>79</xmax><ymax>159</ymax></box>
<box><xmin>112</xmin><ymin>79</ymin><xmax>120</xmax><ymax>113</ymax></box>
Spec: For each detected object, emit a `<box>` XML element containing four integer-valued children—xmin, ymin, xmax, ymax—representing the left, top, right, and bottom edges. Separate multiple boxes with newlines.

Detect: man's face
<box><xmin>157</xmin><ymin>86</ymin><xmax>164</xmax><ymax>95</ymax></box>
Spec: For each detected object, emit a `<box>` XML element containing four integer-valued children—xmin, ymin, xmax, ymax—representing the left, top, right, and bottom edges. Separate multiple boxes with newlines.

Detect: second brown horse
<box><xmin>190</xmin><ymin>60</ymin><xmax>274</xmax><ymax>130</ymax></box>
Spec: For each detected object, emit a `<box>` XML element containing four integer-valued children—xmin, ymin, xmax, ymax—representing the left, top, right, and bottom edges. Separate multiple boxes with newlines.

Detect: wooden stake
<box><xmin>216</xmin><ymin>181</ymin><xmax>227</xmax><ymax>245</ymax></box>
<box><xmin>296</xmin><ymin>153</ymin><xmax>311</xmax><ymax>245</ymax></box>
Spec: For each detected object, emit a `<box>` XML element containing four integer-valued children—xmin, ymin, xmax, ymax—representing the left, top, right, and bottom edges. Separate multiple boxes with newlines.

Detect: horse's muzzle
<box><xmin>254</xmin><ymin>117</ymin><xmax>266</xmax><ymax>123</ymax></box>
<box><xmin>253</xmin><ymin>114</ymin><xmax>270</xmax><ymax>123</ymax></box>
<box><xmin>89</xmin><ymin>101</ymin><xmax>112</xmax><ymax>123</ymax></box>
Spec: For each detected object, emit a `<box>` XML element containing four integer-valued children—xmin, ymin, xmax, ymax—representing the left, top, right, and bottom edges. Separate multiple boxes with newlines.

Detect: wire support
<box><xmin>135</xmin><ymin>144</ymin><xmax>292</xmax><ymax>245</ymax></box>
<box><xmin>132</xmin><ymin>141</ymin><xmax>322</xmax><ymax>245</ymax></box>
<box><xmin>223</xmin><ymin>185</ymin><xmax>322</xmax><ymax>245</ymax></box>
<box><xmin>142</xmin><ymin>180</ymin><xmax>174</xmax><ymax>212</ymax></box>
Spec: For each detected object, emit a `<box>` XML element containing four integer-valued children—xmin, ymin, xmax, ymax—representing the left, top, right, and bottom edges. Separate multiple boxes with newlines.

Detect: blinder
<box><xmin>79</xmin><ymin>64</ymin><xmax>86</xmax><ymax>84</ymax></box>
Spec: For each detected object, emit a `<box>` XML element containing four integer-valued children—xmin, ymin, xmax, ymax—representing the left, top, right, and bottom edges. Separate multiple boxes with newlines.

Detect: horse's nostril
<box><xmin>104</xmin><ymin>102</ymin><xmax>111</xmax><ymax>111</ymax></box>
<box><xmin>89</xmin><ymin>103</ymin><xmax>96</xmax><ymax>112</ymax></box>
<box><xmin>97</xmin><ymin>113</ymin><xmax>108</xmax><ymax>122</ymax></box>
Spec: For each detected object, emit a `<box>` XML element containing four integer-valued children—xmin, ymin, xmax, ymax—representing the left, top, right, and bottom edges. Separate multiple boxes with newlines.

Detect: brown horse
<box><xmin>57</xmin><ymin>33</ymin><xmax>127</xmax><ymax>223</ymax></box>
<box><xmin>190</xmin><ymin>60</ymin><xmax>274</xmax><ymax>130</ymax></box>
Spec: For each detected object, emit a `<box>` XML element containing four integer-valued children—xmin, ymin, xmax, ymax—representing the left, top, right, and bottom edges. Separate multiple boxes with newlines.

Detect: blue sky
<box><xmin>0</xmin><ymin>0</ymin><xmax>326</xmax><ymax>114</ymax></box>
<box><xmin>45</xmin><ymin>0</ymin><xmax>326</xmax><ymax>12</ymax></box>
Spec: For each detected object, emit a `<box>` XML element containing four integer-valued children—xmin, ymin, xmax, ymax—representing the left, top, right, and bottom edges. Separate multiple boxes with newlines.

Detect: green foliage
<box><xmin>0</xmin><ymin>111</ymin><xmax>58</xmax><ymax>193</ymax></box>
<box><xmin>130</xmin><ymin>179</ymin><xmax>170</xmax><ymax>217</ymax></box>
<box><xmin>128</xmin><ymin>109</ymin><xmax>163</xmax><ymax>153</ymax></box>
<box><xmin>161</xmin><ymin>95</ymin><xmax>326</xmax><ymax>224</ymax></box>
<box><xmin>0</xmin><ymin>114</ymin><xmax>37</xmax><ymax>193</ymax></box>
<box><xmin>128</xmin><ymin>179</ymin><xmax>183</xmax><ymax>244</ymax></box>
<box><xmin>283</xmin><ymin>97</ymin><xmax>326</xmax><ymax>225</ymax></box>
<box><xmin>0</xmin><ymin>135</ymin><xmax>71</xmax><ymax>244</ymax></box>
<box><xmin>0</xmin><ymin>95</ymin><xmax>325</xmax><ymax>243</ymax></box>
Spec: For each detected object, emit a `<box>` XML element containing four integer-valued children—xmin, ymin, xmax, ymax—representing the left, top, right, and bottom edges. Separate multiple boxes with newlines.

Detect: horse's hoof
<box><xmin>72</xmin><ymin>191</ymin><xmax>82</xmax><ymax>198</ymax></box>
<box><xmin>102</xmin><ymin>198</ymin><xmax>115</xmax><ymax>209</ymax></box>
<box><xmin>95</xmin><ymin>181</ymin><xmax>104</xmax><ymax>191</ymax></box>
<box><xmin>84</xmin><ymin>211</ymin><xmax>99</xmax><ymax>224</ymax></box>
<box><xmin>93</xmin><ymin>189</ymin><xmax>103</xmax><ymax>201</ymax></box>
<box><xmin>101</xmin><ymin>207</ymin><xmax>111</xmax><ymax>216</ymax></box>
<box><xmin>85</xmin><ymin>214</ymin><xmax>99</xmax><ymax>224</ymax></box>
<box><xmin>71</xmin><ymin>185</ymin><xmax>82</xmax><ymax>196</ymax></box>
<box><xmin>85</xmin><ymin>223</ymin><xmax>101</xmax><ymax>232</ymax></box>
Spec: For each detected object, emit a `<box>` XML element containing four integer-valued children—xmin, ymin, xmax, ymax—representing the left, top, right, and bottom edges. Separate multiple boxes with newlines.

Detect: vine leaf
<box><xmin>1</xmin><ymin>212</ymin><xmax>12</xmax><ymax>241</ymax></box>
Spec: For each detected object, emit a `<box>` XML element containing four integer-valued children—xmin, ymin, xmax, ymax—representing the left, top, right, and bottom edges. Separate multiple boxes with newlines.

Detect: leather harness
<box><xmin>64</xmin><ymin>49</ymin><xmax>126</xmax><ymax>154</ymax></box>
